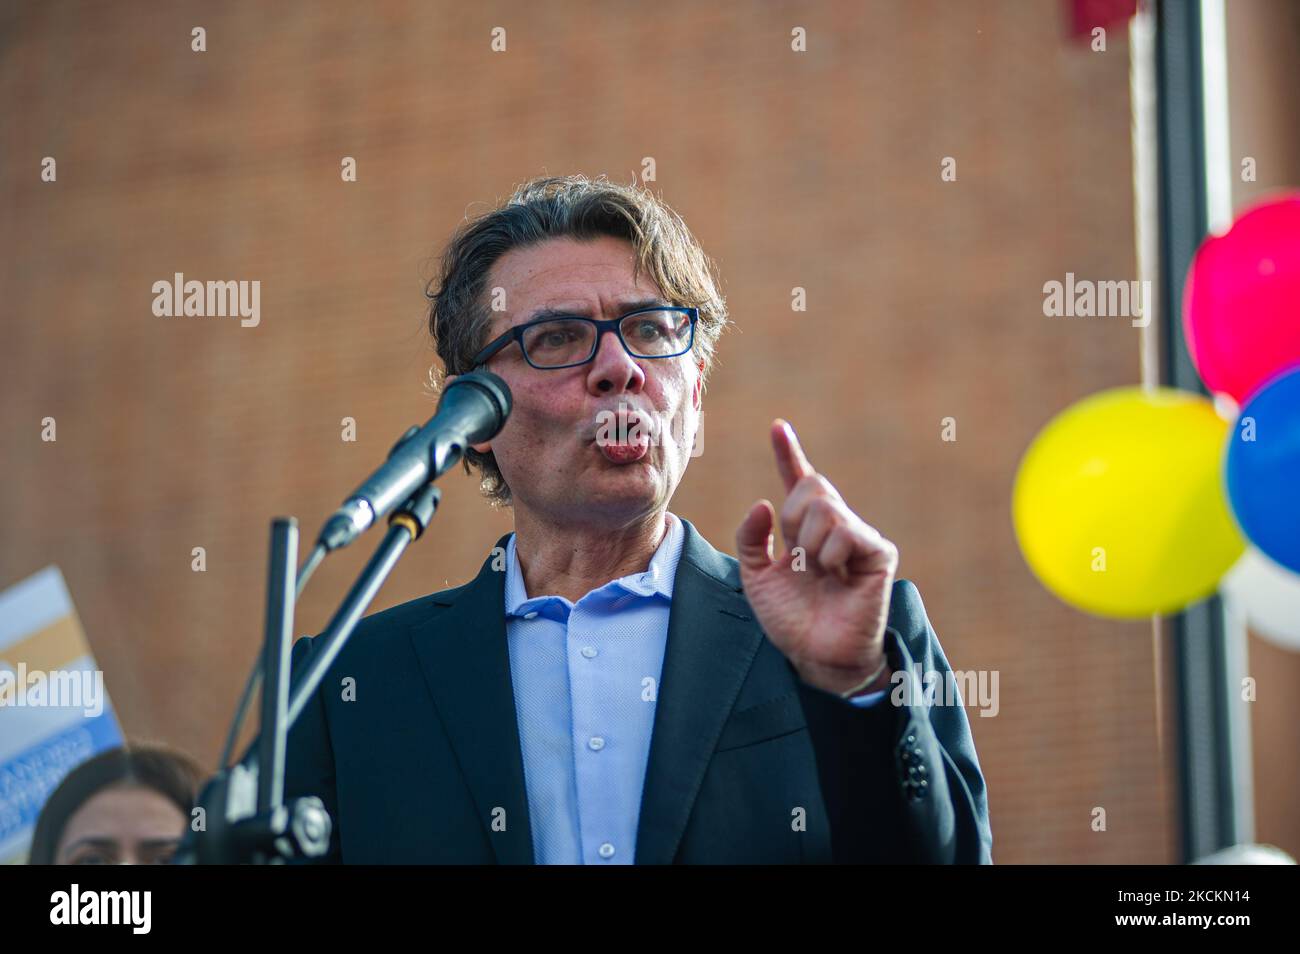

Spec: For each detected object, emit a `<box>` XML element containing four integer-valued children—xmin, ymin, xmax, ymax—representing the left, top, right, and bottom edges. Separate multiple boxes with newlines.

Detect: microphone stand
<box><xmin>174</xmin><ymin>483</ymin><xmax>442</xmax><ymax>864</ymax></box>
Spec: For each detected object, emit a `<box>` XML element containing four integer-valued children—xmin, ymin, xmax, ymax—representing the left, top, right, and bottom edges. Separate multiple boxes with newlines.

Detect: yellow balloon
<box><xmin>1012</xmin><ymin>387</ymin><xmax>1245</xmax><ymax>619</ymax></box>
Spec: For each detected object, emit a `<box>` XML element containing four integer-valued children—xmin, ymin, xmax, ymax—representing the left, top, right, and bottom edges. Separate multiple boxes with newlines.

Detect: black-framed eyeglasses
<box><xmin>471</xmin><ymin>306</ymin><xmax>699</xmax><ymax>370</ymax></box>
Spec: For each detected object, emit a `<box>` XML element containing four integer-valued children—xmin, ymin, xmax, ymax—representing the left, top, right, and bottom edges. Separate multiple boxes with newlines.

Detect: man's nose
<box><xmin>586</xmin><ymin>327</ymin><xmax>646</xmax><ymax>395</ymax></box>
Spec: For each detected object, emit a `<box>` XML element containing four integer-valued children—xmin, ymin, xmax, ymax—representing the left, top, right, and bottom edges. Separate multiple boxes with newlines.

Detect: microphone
<box><xmin>316</xmin><ymin>371</ymin><xmax>512</xmax><ymax>552</ymax></box>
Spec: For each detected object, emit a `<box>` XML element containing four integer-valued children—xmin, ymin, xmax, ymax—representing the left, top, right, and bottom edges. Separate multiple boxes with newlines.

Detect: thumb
<box><xmin>736</xmin><ymin>500</ymin><xmax>776</xmax><ymax>573</ymax></box>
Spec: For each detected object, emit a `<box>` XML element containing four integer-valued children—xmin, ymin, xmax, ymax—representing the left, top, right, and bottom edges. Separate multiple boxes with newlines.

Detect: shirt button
<box><xmin>598</xmin><ymin>843</ymin><xmax>615</xmax><ymax>859</ymax></box>
<box><xmin>581</xmin><ymin>646</ymin><xmax>597</xmax><ymax>659</ymax></box>
<box><xmin>588</xmin><ymin>736</ymin><xmax>605</xmax><ymax>751</ymax></box>
<box><xmin>523</xmin><ymin>611</ymin><xmax>538</xmax><ymax>620</ymax></box>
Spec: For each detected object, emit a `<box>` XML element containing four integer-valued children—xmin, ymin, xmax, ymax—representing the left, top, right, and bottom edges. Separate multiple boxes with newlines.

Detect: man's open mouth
<box><xmin>598</xmin><ymin>439</ymin><xmax>649</xmax><ymax>464</ymax></box>
<box><xmin>591</xmin><ymin>405</ymin><xmax>655</xmax><ymax>464</ymax></box>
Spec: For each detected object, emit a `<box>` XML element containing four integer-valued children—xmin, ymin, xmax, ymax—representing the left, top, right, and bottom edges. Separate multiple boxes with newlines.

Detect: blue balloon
<box><xmin>1226</xmin><ymin>364</ymin><xmax>1300</xmax><ymax>573</ymax></box>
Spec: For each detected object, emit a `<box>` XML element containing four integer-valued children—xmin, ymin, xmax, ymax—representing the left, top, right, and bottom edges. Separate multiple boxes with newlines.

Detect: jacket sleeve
<box><xmin>795</xmin><ymin>579</ymin><xmax>993</xmax><ymax>864</ymax></box>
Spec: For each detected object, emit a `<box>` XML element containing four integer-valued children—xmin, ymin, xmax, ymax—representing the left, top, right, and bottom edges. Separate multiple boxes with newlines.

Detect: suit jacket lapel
<box><xmin>407</xmin><ymin>535</ymin><xmax>536</xmax><ymax>865</ymax></box>
<box><xmin>633</xmin><ymin>517</ymin><xmax>766</xmax><ymax>864</ymax></box>
<box><xmin>405</xmin><ymin>519</ymin><xmax>764</xmax><ymax>866</ymax></box>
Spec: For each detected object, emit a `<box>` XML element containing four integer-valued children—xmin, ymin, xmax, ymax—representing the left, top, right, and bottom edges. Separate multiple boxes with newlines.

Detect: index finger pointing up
<box><xmin>772</xmin><ymin>418</ymin><xmax>815</xmax><ymax>493</ymax></box>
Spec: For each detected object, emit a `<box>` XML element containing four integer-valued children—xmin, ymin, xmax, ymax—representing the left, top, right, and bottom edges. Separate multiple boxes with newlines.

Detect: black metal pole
<box><xmin>1153</xmin><ymin>0</ymin><xmax>1240</xmax><ymax>861</ymax></box>
<box><xmin>257</xmin><ymin>518</ymin><xmax>297</xmax><ymax>817</ymax></box>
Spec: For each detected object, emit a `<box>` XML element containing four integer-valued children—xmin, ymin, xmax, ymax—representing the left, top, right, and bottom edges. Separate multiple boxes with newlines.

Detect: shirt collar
<box><xmin>503</xmin><ymin>511</ymin><xmax>685</xmax><ymax>617</ymax></box>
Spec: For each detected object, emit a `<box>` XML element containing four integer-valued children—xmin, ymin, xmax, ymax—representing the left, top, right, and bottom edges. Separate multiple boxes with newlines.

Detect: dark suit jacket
<box><xmin>282</xmin><ymin>516</ymin><xmax>993</xmax><ymax>863</ymax></box>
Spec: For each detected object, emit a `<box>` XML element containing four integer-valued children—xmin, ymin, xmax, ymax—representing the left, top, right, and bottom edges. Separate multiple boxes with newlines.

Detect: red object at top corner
<box><xmin>1066</xmin><ymin>0</ymin><xmax>1139</xmax><ymax>41</ymax></box>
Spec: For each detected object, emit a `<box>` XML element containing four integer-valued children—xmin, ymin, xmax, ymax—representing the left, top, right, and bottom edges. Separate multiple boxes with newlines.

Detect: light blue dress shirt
<box><xmin>502</xmin><ymin>510</ymin><xmax>886</xmax><ymax>865</ymax></box>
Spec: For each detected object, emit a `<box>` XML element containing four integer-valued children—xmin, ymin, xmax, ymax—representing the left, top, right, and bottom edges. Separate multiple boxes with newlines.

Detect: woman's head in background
<box><xmin>27</xmin><ymin>742</ymin><xmax>204</xmax><ymax>865</ymax></box>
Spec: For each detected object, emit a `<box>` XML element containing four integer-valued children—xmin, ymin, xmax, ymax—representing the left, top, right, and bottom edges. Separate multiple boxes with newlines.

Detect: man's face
<box><xmin>470</xmin><ymin>235</ymin><xmax>703</xmax><ymax>527</ymax></box>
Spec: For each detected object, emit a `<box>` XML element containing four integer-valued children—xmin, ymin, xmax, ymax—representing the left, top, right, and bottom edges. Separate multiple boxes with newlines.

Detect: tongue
<box><xmin>599</xmin><ymin>440</ymin><xmax>648</xmax><ymax>464</ymax></box>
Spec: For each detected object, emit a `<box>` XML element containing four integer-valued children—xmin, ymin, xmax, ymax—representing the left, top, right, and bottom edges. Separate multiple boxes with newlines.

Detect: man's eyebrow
<box><xmin>523</xmin><ymin>298</ymin><xmax>670</xmax><ymax>322</ymax></box>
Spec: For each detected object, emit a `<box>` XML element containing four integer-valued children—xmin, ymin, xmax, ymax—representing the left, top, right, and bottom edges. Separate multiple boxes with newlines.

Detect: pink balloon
<box><xmin>1183</xmin><ymin>193</ymin><xmax>1300</xmax><ymax>403</ymax></box>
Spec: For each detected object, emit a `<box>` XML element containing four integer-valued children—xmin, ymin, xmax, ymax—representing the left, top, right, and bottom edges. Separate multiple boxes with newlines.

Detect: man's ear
<box><xmin>692</xmin><ymin>361</ymin><xmax>704</xmax><ymax>410</ymax></box>
<box><xmin>444</xmin><ymin>373</ymin><xmax>493</xmax><ymax>453</ymax></box>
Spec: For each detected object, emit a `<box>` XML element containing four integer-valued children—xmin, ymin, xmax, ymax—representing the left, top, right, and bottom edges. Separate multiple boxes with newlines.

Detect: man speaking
<box><xmin>283</xmin><ymin>174</ymin><xmax>993</xmax><ymax>864</ymax></box>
